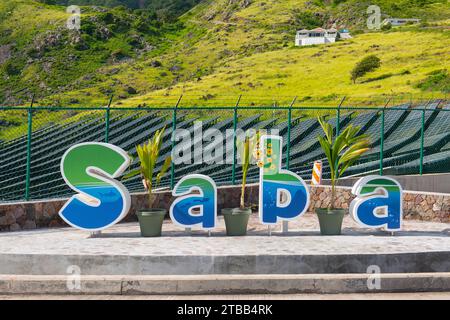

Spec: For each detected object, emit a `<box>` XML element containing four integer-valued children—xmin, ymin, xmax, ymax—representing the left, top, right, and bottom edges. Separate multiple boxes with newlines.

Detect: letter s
<box><xmin>59</xmin><ymin>143</ymin><xmax>131</xmax><ymax>231</ymax></box>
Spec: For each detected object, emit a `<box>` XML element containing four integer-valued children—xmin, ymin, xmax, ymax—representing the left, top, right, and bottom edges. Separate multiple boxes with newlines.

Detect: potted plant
<box><xmin>124</xmin><ymin>128</ymin><xmax>172</xmax><ymax>237</ymax></box>
<box><xmin>316</xmin><ymin>117</ymin><xmax>370</xmax><ymax>235</ymax></box>
<box><xmin>222</xmin><ymin>133</ymin><xmax>257</xmax><ymax>236</ymax></box>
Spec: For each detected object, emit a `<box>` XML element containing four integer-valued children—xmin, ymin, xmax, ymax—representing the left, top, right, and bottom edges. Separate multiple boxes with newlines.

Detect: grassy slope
<box><xmin>0</xmin><ymin>0</ymin><xmax>449</xmax><ymax>140</ymax></box>
<box><xmin>120</xmin><ymin>29</ymin><xmax>450</xmax><ymax>107</ymax></box>
<box><xmin>0</xmin><ymin>0</ymin><xmax>68</xmax><ymax>103</ymax></box>
<box><xmin>0</xmin><ymin>0</ymin><xmax>174</xmax><ymax>140</ymax></box>
<box><xmin>50</xmin><ymin>0</ymin><xmax>450</xmax><ymax>108</ymax></box>
<box><xmin>0</xmin><ymin>0</ymin><xmax>171</xmax><ymax>106</ymax></box>
<box><xmin>44</xmin><ymin>0</ymin><xmax>293</xmax><ymax>106</ymax></box>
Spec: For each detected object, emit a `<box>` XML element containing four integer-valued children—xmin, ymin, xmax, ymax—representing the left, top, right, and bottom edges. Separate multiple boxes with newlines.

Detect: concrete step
<box><xmin>2</xmin><ymin>221</ymin><xmax>449</xmax><ymax>276</ymax></box>
<box><xmin>1</xmin><ymin>273</ymin><xmax>450</xmax><ymax>295</ymax></box>
<box><xmin>2</xmin><ymin>251</ymin><xmax>450</xmax><ymax>275</ymax></box>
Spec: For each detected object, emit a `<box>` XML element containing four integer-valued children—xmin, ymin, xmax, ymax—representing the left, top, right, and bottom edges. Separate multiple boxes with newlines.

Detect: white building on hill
<box><xmin>295</xmin><ymin>28</ymin><xmax>338</xmax><ymax>46</ymax></box>
<box><xmin>338</xmin><ymin>29</ymin><xmax>352</xmax><ymax>40</ymax></box>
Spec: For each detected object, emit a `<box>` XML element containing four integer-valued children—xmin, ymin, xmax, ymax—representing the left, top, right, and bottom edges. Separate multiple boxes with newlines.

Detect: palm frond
<box><xmin>317</xmin><ymin>117</ymin><xmax>371</xmax><ymax>185</ymax></box>
<box><xmin>125</xmin><ymin>127</ymin><xmax>171</xmax><ymax>195</ymax></box>
<box><xmin>156</xmin><ymin>156</ymin><xmax>172</xmax><ymax>186</ymax></box>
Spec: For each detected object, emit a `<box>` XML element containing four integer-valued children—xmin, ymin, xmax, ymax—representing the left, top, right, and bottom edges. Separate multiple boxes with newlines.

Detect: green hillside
<box><xmin>0</xmin><ymin>0</ymin><xmax>181</xmax><ymax>105</ymax></box>
<box><xmin>0</xmin><ymin>0</ymin><xmax>449</xmax><ymax>109</ymax></box>
<box><xmin>118</xmin><ymin>30</ymin><xmax>449</xmax><ymax>108</ymax></box>
<box><xmin>51</xmin><ymin>0</ymin><xmax>202</xmax><ymax>19</ymax></box>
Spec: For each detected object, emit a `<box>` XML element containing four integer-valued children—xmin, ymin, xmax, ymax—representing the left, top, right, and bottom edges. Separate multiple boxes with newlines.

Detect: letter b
<box><xmin>259</xmin><ymin>136</ymin><xmax>310</xmax><ymax>224</ymax></box>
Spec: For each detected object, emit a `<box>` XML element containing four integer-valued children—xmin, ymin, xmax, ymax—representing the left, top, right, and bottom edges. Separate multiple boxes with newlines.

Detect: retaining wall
<box><xmin>0</xmin><ymin>184</ymin><xmax>448</xmax><ymax>232</ymax></box>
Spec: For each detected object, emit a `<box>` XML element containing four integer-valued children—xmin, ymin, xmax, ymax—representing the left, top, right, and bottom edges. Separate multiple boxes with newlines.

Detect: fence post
<box><xmin>285</xmin><ymin>96</ymin><xmax>297</xmax><ymax>170</ymax></box>
<box><xmin>25</xmin><ymin>94</ymin><xmax>35</xmax><ymax>201</ymax></box>
<box><xmin>336</xmin><ymin>96</ymin><xmax>346</xmax><ymax>136</ymax></box>
<box><xmin>170</xmin><ymin>95</ymin><xmax>183</xmax><ymax>190</ymax></box>
<box><xmin>330</xmin><ymin>96</ymin><xmax>346</xmax><ymax>183</ymax></box>
<box><xmin>379</xmin><ymin>99</ymin><xmax>390</xmax><ymax>176</ymax></box>
<box><xmin>104</xmin><ymin>95</ymin><xmax>113</xmax><ymax>143</ymax></box>
<box><xmin>231</xmin><ymin>95</ymin><xmax>242</xmax><ymax>185</ymax></box>
<box><xmin>419</xmin><ymin>102</ymin><xmax>429</xmax><ymax>176</ymax></box>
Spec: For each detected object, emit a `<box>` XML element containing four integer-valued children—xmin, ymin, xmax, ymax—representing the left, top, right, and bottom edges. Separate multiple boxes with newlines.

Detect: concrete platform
<box><xmin>0</xmin><ymin>214</ymin><xmax>449</xmax><ymax>276</ymax></box>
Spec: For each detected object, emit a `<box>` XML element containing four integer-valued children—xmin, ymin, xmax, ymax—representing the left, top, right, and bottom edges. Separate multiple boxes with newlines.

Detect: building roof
<box><xmin>297</xmin><ymin>28</ymin><xmax>340</xmax><ymax>33</ymax></box>
<box><xmin>310</xmin><ymin>27</ymin><xmax>327</xmax><ymax>33</ymax></box>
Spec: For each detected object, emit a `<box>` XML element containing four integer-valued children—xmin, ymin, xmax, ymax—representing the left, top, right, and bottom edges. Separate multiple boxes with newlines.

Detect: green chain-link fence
<box><xmin>0</xmin><ymin>98</ymin><xmax>449</xmax><ymax>203</ymax></box>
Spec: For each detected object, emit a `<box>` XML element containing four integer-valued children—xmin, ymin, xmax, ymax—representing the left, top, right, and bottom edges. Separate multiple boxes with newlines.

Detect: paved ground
<box><xmin>0</xmin><ymin>214</ymin><xmax>448</xmax><ymax>257</ymax></box>
<box><xmin>1</xmin><ymin>216</ymin><xmax>449</xmax><ymax>294</ymax></box>
<box><xmin>1</xmin><ymin>292</ymin><xmax>449</xmax><ymax>300</ymax></box>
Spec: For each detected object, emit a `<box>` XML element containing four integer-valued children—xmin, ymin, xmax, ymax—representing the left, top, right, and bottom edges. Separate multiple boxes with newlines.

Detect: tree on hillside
<box><xmin>350</xmin><ymin>55</ymin><xmax>381</xmax><ymax>84</ymax></box>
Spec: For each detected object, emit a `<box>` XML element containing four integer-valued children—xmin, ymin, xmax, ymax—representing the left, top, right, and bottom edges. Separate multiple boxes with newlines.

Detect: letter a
<box><xmin>259</xmin><ymin>135</ymin><xmax>310</xmax><ymax>224</ymax></box>
<box><xmin>350</xmin><ymin>175</ymin><xmax>403</xmax><ymax>231</ymax></box>
<box><xmin>170</xmin><ymin>174</ymin><xmax>217</xmax><ymax>230</ymax></box>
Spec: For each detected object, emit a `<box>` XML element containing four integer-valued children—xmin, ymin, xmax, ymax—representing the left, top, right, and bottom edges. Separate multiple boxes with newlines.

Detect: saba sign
<box><xmin>58</xmin><ymin>136</ymin><xmax>403</xmax><ymax>232</ymax></box>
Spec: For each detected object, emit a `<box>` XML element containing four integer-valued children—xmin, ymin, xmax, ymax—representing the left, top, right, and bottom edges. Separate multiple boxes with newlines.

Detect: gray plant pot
<box><xmin>315</xmin><ymin>208</ymin><xmax>346</xmax><ymax>235</ymax></box>
<box><xmin>136</xmin><ymin>209</ymin><xmax>166</xmax><ymax>237</ymax></box>
<box><xmin>222</xmin><ymin>208</ymin><xmax>251</xmax><ymax>236</ymax></box>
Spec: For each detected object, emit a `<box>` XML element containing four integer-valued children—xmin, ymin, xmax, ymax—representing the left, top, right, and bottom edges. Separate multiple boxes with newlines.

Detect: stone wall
<box><xmin>309</xmin><ymin>186</ymin><xmax>449</xmax><ymax>222</ymax></box>
<box><xmin>0</xmin><ymin>184</ymin><xmax>448</xmax><ymax>232</ymax></box>
<box><xmin>319</xmin><ymin>173</ymin><xmax>450</xmax><ymax>194</ymax></box>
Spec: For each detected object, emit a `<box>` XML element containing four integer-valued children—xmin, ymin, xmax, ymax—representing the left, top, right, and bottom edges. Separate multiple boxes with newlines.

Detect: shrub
<box><xmin>381</xmin><ymin>22</ymin><xmax>392</xmax><ymax>31</ymax></box>
<box><xmin>4</xmin><ymin>61</ymin><xmax>21</xmax><ymax>76</ymax></box>
<box><xmin>150</xmin><ymin>60</ymin><xmax>162</xmax><ymax>67</ymax></box>
<box><xmin>292</xmin><ymin>10</ymin><xmax>326</xmax><ymax>29</ymax></box>
<box><xmin>110</xmin><ymin>49</ymin><xmax>129</xmax><ymax>61</ymax></box>
<box><xmin>27</xmin><ymin>47</ymin><xmax>40</xmax><ymax>58</ymax></box>
<box><xmin>351</xmin><ymin>29</ymin><xmax>365</xmax><ymax>35</ymax></box>
<box><xmin>350</xmin><ymin>55</ymin><xmax>381</xmax><ymax>84</ymax></box>
<box><xmin>416</xmin><ymin>69</ymin><xmax>450</xmax><ymax>93</ymax></box>
<box><xmin>128</xmin><ymin>35</ymin><xmax>143</xmax><ymax>49</ymax></box>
